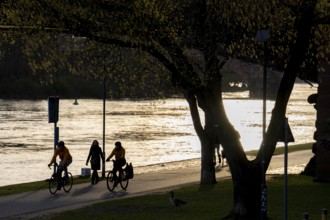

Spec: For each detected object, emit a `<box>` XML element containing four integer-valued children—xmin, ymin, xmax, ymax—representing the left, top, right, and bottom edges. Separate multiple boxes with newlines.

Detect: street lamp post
<box><xmin>102</xmin><ymin>74</ymin><xmax>106</xmax><ymax>178</ymax></box>
<box><xmin>101</xmin><ymin>52</ymin><xmax>109</xmax><ymax>179</ymax></box>
<box><xmin>255</xmin><ymin>29</ymin><xmax>270</xmax><ymax>220</ymax></box>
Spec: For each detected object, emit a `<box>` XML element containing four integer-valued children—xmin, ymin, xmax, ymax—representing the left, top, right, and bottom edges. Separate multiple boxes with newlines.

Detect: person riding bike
<box><xmin>106</xmin><ymin>141</ymin><xmax>126</xmax><ymax>186</ymax></box>
<box><xmin>48</xmin><ymin>141</ymin><xmax>73</xmax><ymax>190</ymax></box>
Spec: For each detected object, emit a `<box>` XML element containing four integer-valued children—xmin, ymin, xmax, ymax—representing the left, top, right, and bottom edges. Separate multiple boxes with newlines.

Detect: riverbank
<box><xmin>0</xmin><ymin>143</ymin><xmax>313</xmax><ymax>195</ymax></box>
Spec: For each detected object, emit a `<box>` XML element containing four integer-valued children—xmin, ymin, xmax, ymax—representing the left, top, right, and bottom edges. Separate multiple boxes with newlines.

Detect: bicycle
<box><xmin>106</xmin><ymin>160</ymin><xmax>129</xmax><ymax>192</ymax></box>
<box><xmin>48</xmin><ymin>162</ymin><xmax>73</xmax><ymax>194</ymax></box>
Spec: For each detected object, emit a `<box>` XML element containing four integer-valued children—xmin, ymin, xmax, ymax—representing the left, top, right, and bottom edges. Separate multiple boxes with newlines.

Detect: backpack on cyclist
<box><xmin>125</xmin><ymin>163</ymin><xmax>134</xmax><ymax>179</ymax></box>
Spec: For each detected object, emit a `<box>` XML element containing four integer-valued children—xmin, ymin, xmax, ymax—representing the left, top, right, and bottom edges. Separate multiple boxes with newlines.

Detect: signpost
<box><xmin>279</xmin><ymin>117</ymin><xmax>294</xmax><ymax>220</ymax></box>
<box><xmin>48</xmin><ymin>96</ymin><xmax>59</xmax><ymax>124</ymax></box>
<box><xmin>48</xmin><ymin>96</ymin><xmax>59</xmax><ymax>173</ymax></box>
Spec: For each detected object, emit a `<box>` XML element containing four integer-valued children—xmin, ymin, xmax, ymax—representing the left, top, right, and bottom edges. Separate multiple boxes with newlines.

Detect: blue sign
<box><xmin>48</xmin><ymin>96</ymin><xmax>59</xmax><ymax>123</ymax></box>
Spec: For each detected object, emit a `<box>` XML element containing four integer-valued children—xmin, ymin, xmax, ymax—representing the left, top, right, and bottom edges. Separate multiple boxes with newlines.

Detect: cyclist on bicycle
<box><xmin>48</xmin><ymin>141</ymin><xmax>73</xmax><ymax>190</ymax></box>
<box><xmin>106</xmin><ymin>141</ymin><xmax>126</xmax><ymax>186</ymax></box>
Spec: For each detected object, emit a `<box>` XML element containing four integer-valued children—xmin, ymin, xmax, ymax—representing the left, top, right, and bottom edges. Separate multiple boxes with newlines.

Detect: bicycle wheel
<box><xmin>120</xmin><ymin>170</ymin><xmax>129</xmax><ymax>190</ymax></box>
<box><xmin>106</xmin><ymin>171</ymin><xmax>115</xmax><ymax>192</ymax></box>
<box><xmin>48</xmin><ymin>175</ymin><xmax>58</xmax><ymax>194</ymax></box>
<box><xmin>63</xmin><ymin>172</ymin><xmax>73</xmax><ymax>192</ymax></box>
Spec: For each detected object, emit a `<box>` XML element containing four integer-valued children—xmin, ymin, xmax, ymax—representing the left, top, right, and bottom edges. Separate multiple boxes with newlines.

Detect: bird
<box><xmin>169</xmin><ymin>191</ymin><xmax>187</xmax><ymax>210</ymax></box>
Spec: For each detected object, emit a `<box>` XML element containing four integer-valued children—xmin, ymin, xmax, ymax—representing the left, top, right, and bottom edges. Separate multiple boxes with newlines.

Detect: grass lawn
<box><xmin>245</xmin><ymin>143</ymin><xmax>313</xmax><ymax>157</ymax></box>
<box><xmin>33</xmin><ymin>175</ymin><xmax>329</xmax><ymax>220</ymax></box>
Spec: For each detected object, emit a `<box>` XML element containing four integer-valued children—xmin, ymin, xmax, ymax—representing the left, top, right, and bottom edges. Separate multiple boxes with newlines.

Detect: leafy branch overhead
<box><xmin>1</xmin><ymin>0</ymin><xmax>328</xmax><ymax>85</ymax></box>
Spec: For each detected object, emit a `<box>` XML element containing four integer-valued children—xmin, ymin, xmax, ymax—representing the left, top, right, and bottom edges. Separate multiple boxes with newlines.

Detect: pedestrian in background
<box><xmin>86</xmin><ymin>140</ymin><xmax>104</xmax><ymax>184</ymax></box>
<box><xmin>214</xmin><ymin>144</ymin><xmax>221</xmax><ymax>165</ymax></box>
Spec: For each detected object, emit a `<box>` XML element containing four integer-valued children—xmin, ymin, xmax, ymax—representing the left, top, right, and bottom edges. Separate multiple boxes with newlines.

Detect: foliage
<box><xmin>1</xmin><ymin>0</ymin><xmax>329</xmax><ymax>72</ymax></box>
<box><xmin>218</xmin><ymin>0</ymin><xmax>329</xmax><ymax>79</ymax></box>
<box><xmin>2</xmin><ymin>1</ymin><xmax>328</xmax><ymax>96</ymax></box>
<box><xmin>1</xmin><ymin>1</ymin><xmax>178</xmax><ymax>99</ymax></box>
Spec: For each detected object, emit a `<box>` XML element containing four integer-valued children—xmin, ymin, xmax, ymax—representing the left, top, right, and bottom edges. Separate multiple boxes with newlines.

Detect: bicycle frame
<box><xmin>48</xmin><ymin>163</ymin><xmax>73</xmax><ymax>194</ymax></box>
<box><xmin>106</xmin><ymin>160</ymin><xmax>129</xmax><ymax>192</ymax></box>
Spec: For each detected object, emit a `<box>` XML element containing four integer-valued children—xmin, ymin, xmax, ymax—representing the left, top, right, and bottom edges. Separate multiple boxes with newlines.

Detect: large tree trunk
<box><xmin>184</xmin><ymin>1</ymin><xmax>317</xmax><ymax>218</ymax></box>
<box><xmin>185</xmin><ymin>82</ymin><xmax>263</xmax><ymax>218</ymax></box>
<box><xmin>218</xmin><ymin>106</ymin><xmax>261</xmax><ymax>219</ymax></box>
<box><xmin>224</xmin><ymin>2</ymin><xmax>317</xmax><ymax>219</ymax></box>
<box><xmin>229</xmin><ymin>164</ymin><xmax>262</xmax><ymax>219</ymax></box>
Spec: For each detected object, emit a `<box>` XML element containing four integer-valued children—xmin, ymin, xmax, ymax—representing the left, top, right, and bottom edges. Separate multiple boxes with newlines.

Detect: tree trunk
<box><xmin>185</xmin><ymin>83</ymin><xmax>264</xmax><ymax>218</ymax></box>
<box><xmin>200</xmin><ymin>139</ymin><xmax>217</xmax><ymax>184</ymax></box>
<box><xmin>219</xmin><ymin>113</ymin><xmax>262</xmax><ymax>219</ymax></box>
<box><xmin>229</xmin><ymin>164</ymin><xmax>262</xmax><ymax>219</ymax></box>
<box><xmin>179</xmin><ymin>0</ymin><xmax>317</xmax><ymax>218</ymax></box>
<box><xmin>184</xmin><ymin>89</ymin><xmax>218</xmax><ymax>184</ymax></box>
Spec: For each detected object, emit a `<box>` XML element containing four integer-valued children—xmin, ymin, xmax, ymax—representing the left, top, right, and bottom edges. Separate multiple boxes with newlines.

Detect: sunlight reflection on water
<box><xmin>0</xmin><ymin>83</ymin><xmax>317</xmax><ymax>186</ymax></box>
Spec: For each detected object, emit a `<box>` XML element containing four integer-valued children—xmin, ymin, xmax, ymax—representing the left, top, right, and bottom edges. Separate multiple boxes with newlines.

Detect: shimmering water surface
<box><xmin>0</xmin><ymin>83</ymin><xmax>317</xmax><ymax>186</ymax></box>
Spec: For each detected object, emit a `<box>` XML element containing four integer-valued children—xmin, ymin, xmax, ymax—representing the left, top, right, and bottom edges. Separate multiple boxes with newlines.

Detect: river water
<box><xmin>0</xmin><ymin>83</ymin><xmax>317</xmax><ymax>186</ymax></box>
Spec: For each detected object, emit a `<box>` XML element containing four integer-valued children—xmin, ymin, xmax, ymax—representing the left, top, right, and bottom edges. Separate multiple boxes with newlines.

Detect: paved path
<box><xmin>0</xmin><ymin>150</ymin><xmax>313</xmax><ymax>219</ymax></box>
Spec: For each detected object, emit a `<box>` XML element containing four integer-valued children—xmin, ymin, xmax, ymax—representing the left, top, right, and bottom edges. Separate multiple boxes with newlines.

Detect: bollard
<box><xmin>303</xmin><ymin>213</ymin><xmax>309</xmax><ymax>220</ymax></box>
<box><xmin>322</xmin><ymin>209</ymin><xmax>328</xmax><ymax>220</ymax></box>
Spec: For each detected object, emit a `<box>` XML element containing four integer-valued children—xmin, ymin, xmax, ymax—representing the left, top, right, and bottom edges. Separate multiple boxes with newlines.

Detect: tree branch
<box><xmin>183</xmin><ymin>90</ymin><xmax>205</xmax><ymax>138</ymax></box>
<box><xmin>259</xmin><ymin>0</ymin><xmax>318</xmax><ymax>168</ymax></box>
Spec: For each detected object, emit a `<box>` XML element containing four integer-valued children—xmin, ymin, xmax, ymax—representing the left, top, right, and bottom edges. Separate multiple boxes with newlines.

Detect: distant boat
<box><xmin>73</xmin><ymin>99</ymin><xmax>79</xmax><ymax>105</ymax></box>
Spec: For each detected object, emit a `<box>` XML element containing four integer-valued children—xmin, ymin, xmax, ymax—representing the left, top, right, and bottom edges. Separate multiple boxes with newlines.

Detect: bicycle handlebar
<box><xmin>48</xmin><ymin>162</ymin><xmax>58</xmax><ymax>169</ymax></box>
